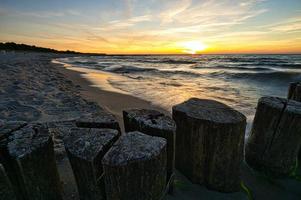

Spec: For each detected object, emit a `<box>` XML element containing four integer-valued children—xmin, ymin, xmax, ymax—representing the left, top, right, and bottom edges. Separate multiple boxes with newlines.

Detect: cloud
<box><xmin>159</xmin><ymin>0</ymin><xmax>267</xmax><ymax>26</ymax></box>
<box><xmin>267</xmin><ymin>16</ymin><xmax>301</xmax><ymax>33</ymax></box>
<box><xmin>159</xmin><ymin>0</ymin><xmax>192</xmax><ymax>24</ymax></box>
<box><xmin>97</xmin><ymin>15</ymin><xmax>152</xmax><ymax>31</ymax></box>
<box><xmin>2</xmin><ymin>8</ymin><xmax>82</xmax><ymax>18</ymax></box>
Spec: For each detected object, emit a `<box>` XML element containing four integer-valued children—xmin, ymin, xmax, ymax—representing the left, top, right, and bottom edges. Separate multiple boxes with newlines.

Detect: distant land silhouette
<box><xmin>0</xmin><ymin>42</ymin><xmax>106</xmax><ymax>56</ymax></box>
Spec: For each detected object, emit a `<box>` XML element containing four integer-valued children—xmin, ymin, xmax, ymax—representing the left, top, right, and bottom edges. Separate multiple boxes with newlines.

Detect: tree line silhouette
<box><xmin>0</xmin><ymin>42</ymin><xmax>105</xmax><ymax>55</ymax></box>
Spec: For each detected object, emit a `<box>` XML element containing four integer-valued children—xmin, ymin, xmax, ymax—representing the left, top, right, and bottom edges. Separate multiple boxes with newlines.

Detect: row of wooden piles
<box><xmin>1</xmin><ymin>81</ymin><xmax>301</xmax><ymax>200</ymax></box>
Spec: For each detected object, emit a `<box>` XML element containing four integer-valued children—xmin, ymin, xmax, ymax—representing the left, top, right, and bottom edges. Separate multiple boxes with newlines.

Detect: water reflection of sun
<box><xmin>181</xmin><ymin>41</ymin><xmax>207</xmax><ymax>54</ymax></box>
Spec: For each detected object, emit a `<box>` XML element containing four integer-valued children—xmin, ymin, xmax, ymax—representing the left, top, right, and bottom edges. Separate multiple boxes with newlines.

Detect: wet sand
<box><xmin>54</xmin><ymin>62</ymin><xmax>170</xmax><ymax>131</ymax></box>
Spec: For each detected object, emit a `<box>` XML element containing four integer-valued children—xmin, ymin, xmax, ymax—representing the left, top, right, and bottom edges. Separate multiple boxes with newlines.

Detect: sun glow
<box><xmin>181</xmin><ymin>41</ymin><xmax>207</xmax><ymax>54</ymax></box>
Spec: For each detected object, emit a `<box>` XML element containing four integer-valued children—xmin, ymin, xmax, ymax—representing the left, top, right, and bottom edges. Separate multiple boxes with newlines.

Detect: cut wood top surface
<box><xmin>102</xmin><ymin>131</ymin><xmax>166</xmax><ymax>166</ymax></box>
<box><xmin>172</xmin><ymin>98</ymin><xmax>246</xmax><ymax>124</ymax></box>
<box><xmin>0</xmin><ymin>121</ymin><xmax>27</xmax><ymax>141</ymax></box>
<box><xmin>7</xmin><ymin>123</ymin><xmax>50</xmax><ymax>158</ymax></box>
<box><xmin>124</xmin><ymin>109</ymin><xmax>175</xmax><ymax>131</ymax></box>
<box><xmin>287</xmin><ymin>99</ymin><xmax>301</xmax><ymax>115</ymax></box>
<box><xmin>259</xmin><ymin>96</ymin><xmax>301</xmax><ymax>115</ymax></box>
<box><xmin>258</xmin><ymin>96</ymin><xmax>286</xmax><ymax>109</ymax></box>
<box><xmin>64</xmin><ymin>128</ymin><xmax>119</xmax><ymax>161</ymax></box>
<box><xmin>76</xmin><ymin>111</ymin><xmax>118</xmax><ymax>126</ymax></box>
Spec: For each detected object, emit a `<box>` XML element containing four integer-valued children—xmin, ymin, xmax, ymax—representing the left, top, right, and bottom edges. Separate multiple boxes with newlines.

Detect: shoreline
<box><xmin>1</xmin><ymin>52</ymin><xmax>300</xmax><ymax>200</ymax></box>
<box><xmin>53</xmin><ymin>60</ymin><xmax>170</xmax><ymax>131</ymax></box>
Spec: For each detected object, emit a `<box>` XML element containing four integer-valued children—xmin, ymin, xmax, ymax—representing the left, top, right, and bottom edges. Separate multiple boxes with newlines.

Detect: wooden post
<box><xmin>288</xmin><ymin>82</ymin><xmax>301</xmax><ymax>102</ymax></box>
<box><xmin>76</xmin><ymin>111</ymin><xmax>120</xmax><ymax>132</ymax></box>
<box><xmin>102</xmin><ymin>131</ymin><xmax>167</xmax><ymax>200</ymax></box>
<box><xmin>123</xmin><ymin>109</ymin><xmax>176</xmax><ymax>193</ymax></box>
<box><xmin>0</xmin><ymin>121</ymin><xmax>27</xmax><ymax>200</ymax></box>
<box><xmin>6</xmin><ymin>123</ymin><xmax>63</xmax><ymax>200</ymax></box>
<box><xmin>0</xmin><ymin>164</ymin><xmax>16</xmax><ymax>200</ymax></box>
<box><xmin>47</xmin><ymin>120</ymin><xmax>77</xmax><ymax>160</ymax></box>
<box><xmin>245</xmin><ymin>96</ymin><xmax>301</xmax><ymax>176</ymax></box>
<box><xmin>172</xmin><ymin>98</ymin><xmax>246</xmax><ymax>192</ymax></box>
<box><xmin>64</xmin><ymin>128</ymin><xmax>119</xmax><ymax>200</ymax></box>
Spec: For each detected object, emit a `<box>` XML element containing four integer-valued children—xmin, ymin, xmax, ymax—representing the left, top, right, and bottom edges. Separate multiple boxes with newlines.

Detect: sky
<box><xmin>0</xmin><ymin>0</ymin><xmax>301</xmax><ymax>54</ymax></box>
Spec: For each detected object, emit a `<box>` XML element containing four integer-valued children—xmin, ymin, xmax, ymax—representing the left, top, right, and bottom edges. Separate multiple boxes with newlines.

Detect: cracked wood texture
<box><xmin>6</xmin><ymin>123</ymin><xmax>63</xmax><ymax>200</ymax></box>
<box><xmin>76</xmin><ymin>111</ymin><xmax>120</xmax><ymax>132</ymax></box>
<box><xmin>172</xmin><ymin>98</ymin><xmax>246</xmax><ymax>192</ymax></box>
<box><xmin>123</xmin><ymin>109</ymin><xmax>176</xmax><ymax>193</ymax></box>
<box><xmin>102</xmin><ymin>131</ymin><xmax>167</xmax><ymax>200</ymax></box>
<box><xmin>64</xmin><ymin>128</ymin><xmax>120</xmax><ymax>200</ymax></box>
<box><xmin>246</xmin><ymin>96</ymin><xmax>301</xmax><ymax>176</ymax></box>
<box><xmin>0</xmin><ymin>164</ymin><xmax>16</xmax><ymax>200</ymax></box>
<box><xmin>0</xmin><ymin>121</ymin><xmax>27</xmax><ymax>200</ymax></box>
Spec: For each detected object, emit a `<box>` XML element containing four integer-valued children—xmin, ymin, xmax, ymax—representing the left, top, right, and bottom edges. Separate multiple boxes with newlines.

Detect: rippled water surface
<box><xmin>58</xmin><ymin>54</ymin><xmax>301</xmax><ymax>130</ymax></box>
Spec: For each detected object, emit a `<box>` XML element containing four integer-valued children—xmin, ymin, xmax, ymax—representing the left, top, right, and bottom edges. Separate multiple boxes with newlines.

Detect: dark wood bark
<box><xmin>245</xmin><ymin>97</ymin><xmax>301</xmax><ymax>176</ymax></box>
<box><xmin>6</xmin><ymin>123</ymin><xmax>63</xmax><ymax>200</ymax></box>
<box><xmin>76</xmin><ymin>111</ymin><xmax>120</xmax><ymax>132</ymax></box>
<box><xmin>288</xmin><ymin>82</ymin><xmax>301</xmax><ymax>102</ymax></box>
<box><xmin>0</xmin><ymin>121</ymin><xmax>27</xmax><ymax>200</ymax></box>
<box><xmin>64</xmin><ymin>128</ymin><xmax>119</xmax><ymax>200</ymax></box>
<box><xmin>102</xmin><ymin>131</ymin><xmax>167</xmax><ymax>200</ymax></box>
<box><xmin>0</xmin><ymin>164</ymin><xmax>16</xmax><ymax>200</ymax></box>
<box><xmin>123</xmin><ymin>109</ymin><xmax>176</xmax><ymax>193</ymax></box>
<box><xmin>172</xmin><ymin>98</ymin><xmax>246</xmax><ymax>192</ymax></box>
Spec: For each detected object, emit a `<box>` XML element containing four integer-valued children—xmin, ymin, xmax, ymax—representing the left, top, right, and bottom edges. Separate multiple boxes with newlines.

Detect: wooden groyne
<box><xmin>2</xmin><ymin>123</ymin><xmax>63</xmax><ymax>200</ymax></box>
<box><xmin>102</xmin><ymin>131</ymin><xmax>167</xmax><ymax>200</ymax></box>
<box><xmin>173</xmin><ymin>98</ymin><xmax>246</xmax><ymax>192</ymax></box>
<box><xmin>288</xmin><ymin>82</ymin><xmax>301</xmax><ymax>102</ymax></box>
<box><xmin>1</xmin><ymin>82</ymin><xmax>301</xmax><ymax>199</ymax></box>
<box><xmin>64</xmin><ymin>128</ymin><xmax>119</xmax><ymax>200</ymax></box>
<box><xmin>123</xmin><ymin>109</ymin><xmax>176</xmax><ymax>193</ymax></box>
<box><xmin>245</xmin><ymin>97</ymin><xmax>301</xmax><ymax>176</ymax></box>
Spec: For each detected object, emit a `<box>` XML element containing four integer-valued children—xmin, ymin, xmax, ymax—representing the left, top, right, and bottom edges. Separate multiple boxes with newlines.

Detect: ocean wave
<box><xmin>103</xmin><ymin>65</ymin><xmax>158</xmax><ymax>73</ymax></box>
<box><xmin>71</xmin><ymin>61</ymin><xmax>99</xmax><ymax>65</ymax></box>
<box><xmin>193</xmin><ymin>65</ymin><xmax>273</xmax><ymax>71</ymax></box>
<box><xmin>209</xmin><ymin>71</ymin><xmax>301</xmax><ymax>82</ymax></box>
<box><xmin>239</xmin><ymin>62</ymin><xmax>301</xmax><ymax>68</ymax></box>
<box><xmin>216</xmin><ymin>56</ymin><xmax>291</xmax><ymax>64</ymax></box>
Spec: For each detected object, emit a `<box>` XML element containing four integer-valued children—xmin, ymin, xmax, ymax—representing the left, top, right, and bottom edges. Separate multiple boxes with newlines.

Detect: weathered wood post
<box><xmin>76</xmin><ymin>111</ymin><xmax>120</xmax><ymax>132</ymax></box>
<box><xmin>5</xmin><ymin>123</ymin><xmax>63</xmax><ymax>200</ymax></box>
<box><xmin>287</xmin><ymin>82</ymin><xmax>301</xmax><ymax>160</ymax></box>
<box><xmin>288</xmin><ymin>82</ymin><xmax>301</xmax><ymax>102</ymax></box>
<box><xmin>123</xmin><ymin>109</ymin><xmax>176</xmax><ymax>193</ymax></box>
<box><xmin>245</xmin><ymin>96</ymin><xmax>301</xmax><ymax>176</ymax></box>
<box><xmin>102</xmin><ymin>131</ymin><xmax>167</xmax><ymax>200</ymax></box>
<box><xmin>0</xmin><ymin>164</ymin><xmax>16</xmax><ymax>200</ymax></box>
<box><xmin>172</xmin><ymin>98</ymin><xmax>246</xmax><ymax>192</ymax></box>
<box><xmin>0</xmin><ymin>121</ymin><xmax>28</xmax><ymax>200</ymax></box>
<box><xmin>64</xmin><ymin>128</ymin><xmax>119</xmax><ymax>200</ymax></box>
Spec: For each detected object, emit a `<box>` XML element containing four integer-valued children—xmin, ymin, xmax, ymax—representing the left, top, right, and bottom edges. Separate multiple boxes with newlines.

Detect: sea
<box><xmin>58</xmin><ymin>54</ymin><xmax>301</xmax><ymax>133</ymax></box>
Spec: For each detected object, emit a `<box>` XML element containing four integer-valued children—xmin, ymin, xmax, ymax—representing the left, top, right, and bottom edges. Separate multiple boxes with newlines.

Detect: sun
<box><xmin>181</xmin><ymin>41</ymin><xmax>207</xmax><ymax>54</ymax></box>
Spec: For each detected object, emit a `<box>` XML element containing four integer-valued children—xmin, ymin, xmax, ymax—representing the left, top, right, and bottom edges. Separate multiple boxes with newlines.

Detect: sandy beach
<box><xmin>1</xmin><ymin>52</ymin><xmax>300</xmax><ymax>200</ymax></box>
<box><xmin>54</xmin><ymin>61</ymin><xmax>170</xmax><ymax>130</ymax></box>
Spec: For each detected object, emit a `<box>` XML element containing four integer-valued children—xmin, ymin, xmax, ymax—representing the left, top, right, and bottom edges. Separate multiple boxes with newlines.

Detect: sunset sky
<box><xmin>0</xmin><ymin>0</ymin><xmax>301</xmax><ymax>54</ymax></box>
